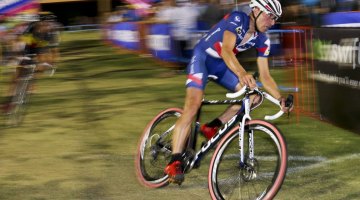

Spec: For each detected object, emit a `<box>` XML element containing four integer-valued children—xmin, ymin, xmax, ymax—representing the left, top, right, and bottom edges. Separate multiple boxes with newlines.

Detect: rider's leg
<box><xmin>172</xmin><ymin>87</ymin><xmax>203</xmax><ymax>154</ymax></box>
<box><xmin>165</xmin><ymin>47</ymin><xmax>207</xmax><ymax>184</ymax></box>
<box><xmin>172</xmin><ymin>49</ymin><xmax>207</xmax><ymax>155</ymax></box>
<box><xmin>164</xmin><ymin>87</ymin><xmax>203</xmax><ymax>184</ymax></box>
<box><xmin>217</xmin><ymin>84</ymin><xmax>258</xmax><ymax>120</ymax></box>
<box><xmin>201</xmin><ymin>83</ymin><xmax>242</xmax><ymax>139</ymax></box>
<box><xmin>204</xmin><ymin>83</ymin><xmax>259</xmax><ymax>129</ymax></box>
<box><xmin>200</xmin><ymin>61</ymin><xmax>244</xmax><ymax>139</ymax></box>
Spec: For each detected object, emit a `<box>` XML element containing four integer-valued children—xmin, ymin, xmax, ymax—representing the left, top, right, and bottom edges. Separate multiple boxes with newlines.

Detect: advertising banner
<box><xmin>322</xmin><ymin>12</ymin><xmax>360</xmax><ymax>27</ymax></box>
<box><xmin>312</xmin><ymin>28</ymin><xmax>360</xmax><ymax>133</ymax></box>
<box><xmin>111</xmin><ymin>22</ymin><xmax>140</xmax><ymax>50</ymax></box>
<box><xmin>147</xmin><ymin>23</ymin><xmax>174</xmax><ymax>61</ymax></box>
<box><xmin>0</xmin><ymin>0</ymin><xmax>38</xmax><ymax>17</ymax></box>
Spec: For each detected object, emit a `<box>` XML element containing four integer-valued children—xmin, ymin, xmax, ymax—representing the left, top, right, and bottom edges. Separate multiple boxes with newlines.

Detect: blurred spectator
<box><xmin>234</xmin><ymin>1</ymin><xmax>252</xmax><ymax>14</ymax></box>
<box><xmin>193</xmin><ymin>0</ymin><xmax>208</xmax><ymax>16</ymax></box>
<box><xmin>221</xmin><ymin>0</ymin><xmax>236</xmax><ymax>15</ymax></box>
<box><xmin>123</xmin><ymin>5</ymin><xmax>142</xmax><ymax>21</ymax></box>
<box><xmin>197</xmin><ymin>0</ymin><xmax>224</xmax><ymax>29</ymax></box>
<box><xmin>170</xmin><ymin>0</ymin><xmax>200</xmax><ymax>59</ymax></box>
<box><xmin>107</xmin><ymin>8</ymin><xmax>125</xmax><ymax>24</ymax></box>
<box><xmin>155</xmin><ymin>0</ymin><xmax>176</xmax><ymax>22</ymax></box>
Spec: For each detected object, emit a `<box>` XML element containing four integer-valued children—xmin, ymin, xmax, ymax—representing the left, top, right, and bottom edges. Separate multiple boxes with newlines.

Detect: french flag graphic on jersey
<box><xmin>186</xmin><ymin>73</ymin><xmax>203</xmax><ymax>87</ymax></box>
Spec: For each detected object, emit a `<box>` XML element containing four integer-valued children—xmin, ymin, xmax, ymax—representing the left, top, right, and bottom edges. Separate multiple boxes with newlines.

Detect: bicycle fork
<box><xmin>238</xmin><ymin>96</ymin><xmax>254</xmax><ymax>169</ymax></box>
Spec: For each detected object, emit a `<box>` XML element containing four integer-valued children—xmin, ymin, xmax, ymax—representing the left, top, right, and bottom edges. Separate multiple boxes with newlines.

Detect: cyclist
<box><xmin>164</xmin><ymin>0</ymin><xmax>293</xmax><ymax>184</ymax></box>
<box><xmin>38</xmin><ymin>12</ymin><xmax>61</xmax><ymax>66</ymax></box>
<box><xmin>1</xmin><ymin>14</ymin><xmax>56</xmax><ymax>113</ymax></box>
<box><xmin>25</xmin><ymin>13</ymin><xmax>60</xmax><ymax>68</ymax></box>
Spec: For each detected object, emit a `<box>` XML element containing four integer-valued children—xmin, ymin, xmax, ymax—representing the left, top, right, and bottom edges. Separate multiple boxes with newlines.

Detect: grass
<box><xmin>0</xmin><ymin>30</ymin><xmax>359</xmax><ymax>200</ymax></box>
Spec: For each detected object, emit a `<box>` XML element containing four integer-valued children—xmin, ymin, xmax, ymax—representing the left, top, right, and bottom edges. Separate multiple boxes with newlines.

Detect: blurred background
<box><xmin>2</xmin><ymin>0</ymin><xmax>357</xmax><ymax>130</ymax></box>
<box><xmin>0</xmin><ymin>0</ymin><xmax>359</xmax><ymax>199</ymax></box>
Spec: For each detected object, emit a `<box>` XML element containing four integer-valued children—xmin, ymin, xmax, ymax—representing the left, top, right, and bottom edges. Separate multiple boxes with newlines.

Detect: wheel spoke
<box><xmin>136</xmin><ymin>108</ymin><xmax>183</xmax><ymax>188</ymax></box>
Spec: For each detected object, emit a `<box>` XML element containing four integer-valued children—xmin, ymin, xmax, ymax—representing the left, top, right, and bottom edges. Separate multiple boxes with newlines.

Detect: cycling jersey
<box><xmin>21</xmin><ymin>22</ymin><xmax>51</xmax><ymax>55</ymax></box>
<box><xmin>186</xmin><ymin>11</ymin><xmax>271</xmax><ymax>91</ymax></box>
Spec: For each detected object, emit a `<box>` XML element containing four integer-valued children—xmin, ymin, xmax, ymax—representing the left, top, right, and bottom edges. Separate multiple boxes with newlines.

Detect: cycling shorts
<box><xmin>186</xmin><ymin>46</ymin><xmax>239</xmax><ymax>92</ymax></box>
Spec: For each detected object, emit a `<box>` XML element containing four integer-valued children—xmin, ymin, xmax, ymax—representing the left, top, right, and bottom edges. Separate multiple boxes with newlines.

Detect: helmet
<box><xmin>39</xmin><ymin>12</ymin><xmax>57</xmax><ymax>21</ymax></box>
<box><xmin>250</xmin><ymin>0</ymin><xmax>282</xmax><ymax>20</ymax></box>
<box><xmin>15</xmin><ymin>14</ymin><xmax>39</xmax><ymax>22</ymax></box>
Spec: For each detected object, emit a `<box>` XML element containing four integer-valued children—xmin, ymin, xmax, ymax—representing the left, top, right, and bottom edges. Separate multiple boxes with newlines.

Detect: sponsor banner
<box><xmin>111</xmin><ymin>22</ymin><xmax>139</xmax><ymax>50</ymax></box>
<box><xmin>107</xmin><ymin>22</ymin><xmax>287</xmax><ymax>62</ymax></box>
<box><xmin>267</xmin><ymin>24</ymin><xmax>282</xmax><ymax>56</ymax></box>
<box><xmin>322</xmin><ymin>11</ymin><xmax>360</xmax><ymax>27</ymax></box>
<box><xmin>147</xmin><ymin>23</ymin><xmax>174</xmax><ymax>61</ymax></box>
<box><xmin>0</xmin><ymin>0</ymin><xmax>34</xmax><ymax>15</ymax></box>
<box><xmin>0</xmin><ymin>0</ymin><xmax>39</xmax><ymax>32</ymax></box>
<box><xmin>5</xmin><ymin>2</ymin><xmax>38</xmax><ymax>17</ymax></box>
<box><xmin>267</xmin><ymin>31</ymin><xmax>282</xmax><ymax>56</ymax></box>
<box><xmin>312</xmin><ymin>28</ymin><xmax>360</xmax><ymax>133</ymax></box>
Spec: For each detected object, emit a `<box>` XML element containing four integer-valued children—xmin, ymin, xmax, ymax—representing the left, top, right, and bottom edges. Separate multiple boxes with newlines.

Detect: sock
<box><xmin>169</xmin><ymin>153</ymin><xmax>182</xmax><ymax>164</ymax></box>
<box><xmin>207</xmin><ymin>118</ymin><xmax>222</xmax><ymax>127</ymax></box>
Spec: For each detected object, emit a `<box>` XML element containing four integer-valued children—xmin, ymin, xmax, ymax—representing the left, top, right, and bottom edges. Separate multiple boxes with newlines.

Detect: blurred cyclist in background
<box><xmin>164</xmin><ymin>0</ymin><xmax>294</xmax><ymax>184</ymax></box>
<box><xmin>23</xmin><ymin>12</ymin><xmax>60</xmax><ymax>68</ymax></box>
<box><xmin>1</xmin><ymin>12</ymin><xmax>60</xmax><ymax>113</ymax></box>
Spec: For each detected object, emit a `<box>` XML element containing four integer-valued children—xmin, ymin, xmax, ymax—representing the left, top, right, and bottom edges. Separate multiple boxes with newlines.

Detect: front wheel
<box><xmin>208</xmin><ymin>120</ymin><xmax>287</xmax><ymax>200</ymax></box>
<box><xmin>5</xmin><ymin>79</ymin><xmax>31</xmax><ymax>127</ymax></box>
<box><xmin>135</xmin><ymin>108</ymin><xmax>183</xmax><ymax>188</ymax></box>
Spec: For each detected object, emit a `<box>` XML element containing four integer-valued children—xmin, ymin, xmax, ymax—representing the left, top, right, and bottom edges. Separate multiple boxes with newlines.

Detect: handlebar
<box><xmin>225</xmin><ymin>71</ymin><xmax>259</xmax><ymax>99</ymax></box>
<box><xmin>225</xmin><ymin>86</ymin><xmax>247</xmax><ymax>98</ymax></box>
<box><xmin>226</xmin><ymin>86</ymin><xmax>293</xmax><ymax>121</ymax></box>
<box><xmin>263</xmin><ymin>92</ymin><xmax>283</xmax><ymax>120</ymax></box>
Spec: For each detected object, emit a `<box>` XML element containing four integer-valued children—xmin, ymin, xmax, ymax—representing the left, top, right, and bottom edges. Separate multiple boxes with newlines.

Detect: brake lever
<box><xmin>285</xmin><ymin>94</ymin><xmax>294</xmax><ymax>119</ymax></box>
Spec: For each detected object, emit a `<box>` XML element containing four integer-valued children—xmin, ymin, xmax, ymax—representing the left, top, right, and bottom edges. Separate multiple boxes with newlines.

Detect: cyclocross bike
<box><xmin>3</xmin><ymin>55</ymin><xmax>55</xmax><ymax>126</ymax></box>
<box><xmin>135</xmin><ymin>76</ymin><xmax>293</xmax><ymax>200</ymax></box>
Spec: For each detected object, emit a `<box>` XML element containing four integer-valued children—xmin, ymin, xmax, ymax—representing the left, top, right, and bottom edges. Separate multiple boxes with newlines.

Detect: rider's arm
<box><xmin>257</xmin><ymin>57</ymin><xmax>292</xmax><ymax>112</ymax></box>
<box><xmin>221</xmin><ymin>30</ymin><xmax>256</xmax><ymax>88</ymax></box>
<box><xmin>257</xmin><ymin>57</ymin><xmax>281</xmax><ymax>99</ymax></box>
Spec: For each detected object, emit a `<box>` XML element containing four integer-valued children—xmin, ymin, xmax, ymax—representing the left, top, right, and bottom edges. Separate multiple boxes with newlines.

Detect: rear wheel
<box><xmin>135</xmin><ymin>108</ymin><xmax>183</xmax><ymax>188</ymax></box>
<box><xmin>208</xmin><ymin>120</ymin><xmax>287</xmax><ymax>200</ymax></box>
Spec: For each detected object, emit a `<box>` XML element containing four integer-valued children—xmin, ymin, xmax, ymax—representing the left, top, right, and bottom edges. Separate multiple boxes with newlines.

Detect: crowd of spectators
<box><xmin>105</xmin><ymin>0</ymin><xmax>253</xmax><ymax>60</ymax></box>
<box><xmin>105</xmin><ymin>0</ymin><xmax>359</xmax><ymax>27</ymax></box>
<box><xmin>103</xmin><ymin>0</ymin><xmax>359</xmax><ymax>63</ymax></box>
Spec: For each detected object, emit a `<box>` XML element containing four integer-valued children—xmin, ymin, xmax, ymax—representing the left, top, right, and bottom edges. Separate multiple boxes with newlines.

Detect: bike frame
<box><xmin>14</xmin><ymin>64</ymin><xmax>36</xmax><ymax>103</ymax></box>
<box><xmin>185</xmin><ymin>87</ymin><xmax>283</xmax><ymax>172</ymax></box>
<box><xmin>186</xmin><ymin>96</ymin><xmax>250</xmax><ymax>170</ymax></box>
<box><xmin>5</xmin><ymin>58</ymin><xmax>37</xmax><ymax>126</ymax></box>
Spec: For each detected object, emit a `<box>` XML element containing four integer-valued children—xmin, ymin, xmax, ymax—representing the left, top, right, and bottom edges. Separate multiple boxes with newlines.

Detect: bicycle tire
<box><xmin>208</xmin><ymin>120</ymin><xmax>287</xmax><ymax>200</ymax></box>
<box><xmin>135</xmin><ymin>107</ymin><xmax>183</xmax><ymax>188</ymax></box>
<box><xmin>5</xmin><ymin>79</ymin><xmax>31</xmax><ymax>126</ymax></box>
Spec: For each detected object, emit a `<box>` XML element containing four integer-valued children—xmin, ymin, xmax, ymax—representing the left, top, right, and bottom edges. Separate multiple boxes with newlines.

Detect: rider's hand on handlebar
<box><xmin>279</xmin><ymin>95</ymin><xmax>294</xmax><ymax>113</ymax></box>
<box><xmin>240</xmin><ymin>74</ymin><xmax>257</xmax><ymax>89</ymax></box>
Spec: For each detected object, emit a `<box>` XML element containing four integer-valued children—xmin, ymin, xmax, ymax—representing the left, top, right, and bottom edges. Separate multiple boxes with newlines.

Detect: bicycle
<box><xmin>3</xmin><ymin>55</ymin><xmax>55</xmax><ymax>126</ymax></box>
<box><xmin>135</xmin><ymin>75</ymin><xmax>293</xmax><ymax>200</ymax></box>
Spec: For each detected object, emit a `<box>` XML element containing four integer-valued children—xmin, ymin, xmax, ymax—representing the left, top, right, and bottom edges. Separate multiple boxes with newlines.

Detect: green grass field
<box><xmin>0</xmin><ymin>31</ymin><xmax>359</xmax><ymax>200</ymax></box>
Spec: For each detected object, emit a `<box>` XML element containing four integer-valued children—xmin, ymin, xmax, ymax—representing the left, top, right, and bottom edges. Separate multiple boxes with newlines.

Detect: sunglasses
<box><xmin>264</xmin><ymin>12</ymin><xmax>279</xmax><ymax>21</ymax></box>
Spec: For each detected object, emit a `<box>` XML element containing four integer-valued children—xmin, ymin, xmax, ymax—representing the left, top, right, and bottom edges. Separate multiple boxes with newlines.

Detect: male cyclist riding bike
<box><xmin>164</xmin><ymin>0</ymin><xmax>294</xmax><ymax>184</ymax></box>
<box><xmin>1</xmin><ymin>13</ymin><xmax>56</xmax><ymax>113</ymax></box>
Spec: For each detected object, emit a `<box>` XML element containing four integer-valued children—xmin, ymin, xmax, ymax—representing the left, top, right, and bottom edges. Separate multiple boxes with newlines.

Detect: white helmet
<box><xmin>250</xmin><ymin>0</ymin><xmax>282</xmax><ymax>20</ymax></box>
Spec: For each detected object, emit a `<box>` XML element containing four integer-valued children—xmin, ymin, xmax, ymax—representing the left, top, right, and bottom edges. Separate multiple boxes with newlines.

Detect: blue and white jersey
<box><xmin>197</xmin><ymin>11</ymin><xmax>271</xmax><ymax>58</ymax></box>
